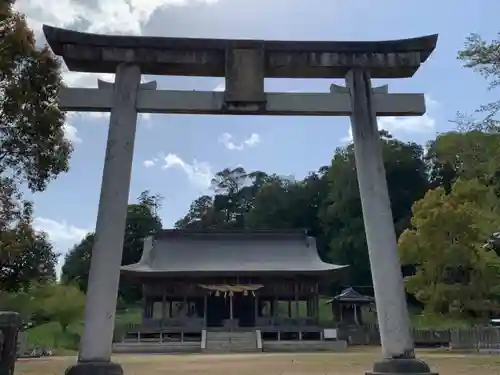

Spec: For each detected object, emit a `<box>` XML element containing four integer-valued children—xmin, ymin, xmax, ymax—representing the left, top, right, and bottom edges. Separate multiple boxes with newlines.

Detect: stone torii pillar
<box><xmin>42</xmin><ymin>24</ymin><xmax>438</xmax><ymax>375</ymax></box>
<box><xmin>65</xmin><ymin>64</ymin><xmax>156</xmax><ymax>375</ymax></box>
<box><xmin>346</xmin><ymin>69</ymin><xmax>434</xmax><ymax>375</ymax></box>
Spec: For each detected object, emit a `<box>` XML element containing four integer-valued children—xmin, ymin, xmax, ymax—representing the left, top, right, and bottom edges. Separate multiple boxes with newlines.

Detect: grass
<box><xmin>24</xmin><ymin>322</ymin><xmax>82</xmax><ymax>354</ymax></box>
<box><xmin>23</xmin><ymin>308</ymin><xmax>142</xmax><ymax>354</ymax></box>
<box><xmin>14</xmin><ymin>349</ymin><xmax>500</xmax><ymax>375</ymax></box>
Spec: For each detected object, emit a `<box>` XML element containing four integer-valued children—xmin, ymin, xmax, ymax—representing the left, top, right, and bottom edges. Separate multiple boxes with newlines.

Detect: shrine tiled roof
<box><xmin>120</xmin><ymin>229</ymin><xmax>347</xmax><ymax>277</ymax></box>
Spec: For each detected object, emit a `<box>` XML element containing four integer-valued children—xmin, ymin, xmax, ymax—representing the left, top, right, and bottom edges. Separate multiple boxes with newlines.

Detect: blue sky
<box><xmin>13</xmin><ymin>0</ymin><xmax>499</xmax><ymax>267</ymax></box>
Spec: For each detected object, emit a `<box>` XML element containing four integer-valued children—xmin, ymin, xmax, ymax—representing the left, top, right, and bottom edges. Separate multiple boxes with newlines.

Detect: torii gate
<box><xmin>43</xmin><ymin>25</ymin><xmax>438</xmax><ymax>375</ymax></box>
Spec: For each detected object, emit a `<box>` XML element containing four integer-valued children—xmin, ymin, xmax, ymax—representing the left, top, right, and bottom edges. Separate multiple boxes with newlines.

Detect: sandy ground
<box><xmin>14</xmin><ymin>349</ymin><xmax>500</xmax><ymax>375</ymax></box>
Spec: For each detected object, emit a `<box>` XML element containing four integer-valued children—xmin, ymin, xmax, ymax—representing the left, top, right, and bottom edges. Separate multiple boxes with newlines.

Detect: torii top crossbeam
<box><xmin>43</xmin><ymin>25</ymin><xmax>437</xmax><ymax>79</ymax></box>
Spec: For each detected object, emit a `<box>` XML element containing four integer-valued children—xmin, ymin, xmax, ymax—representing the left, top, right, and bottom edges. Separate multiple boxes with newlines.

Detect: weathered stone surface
<box><xmin>346</xmin><ymin>68</ymin><xmax>414</xmax><ymax>358</ymax></box>
<box><xmin>43</xmin><ymin>25</ymin><xmax>437</xmax><ymax>78</ymax></box>
<box><xmin>58</xmin><ymin>88</ymin><xmax>426</xmax><ymax>117</ymax></box>
<box><xmin>78</xmin><ymin>63</ymin><xmax>142</xmax><ymax>362</ymax></box>
<box><xmin>0</xmin><ymin>312</ymin><xmax>20</xmax><ymax>375</ymax></box>
<box><xmin>225</xmin><ymin>48</ymin><xmax>265</xmax><ymax>106</ymax></box>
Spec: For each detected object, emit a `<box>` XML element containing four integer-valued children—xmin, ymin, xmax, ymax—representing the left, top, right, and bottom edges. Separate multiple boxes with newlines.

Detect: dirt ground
<box><xmin>14</xmin><ymin>349</ymin><xmax>500</xmax><ymax>375</ymax></box>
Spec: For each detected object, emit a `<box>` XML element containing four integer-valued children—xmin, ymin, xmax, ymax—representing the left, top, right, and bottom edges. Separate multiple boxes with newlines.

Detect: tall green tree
<box><xmin>174</xmin><ymin>195</ymin><xmax>224</xmax><ymax>229</ymax></box>
<box><xmin>211</xmin><ymin>167</ymin><xmax>249</xmax><ymax>227</ymax></box>
<box><xmin>0</xmin><ymin>0</ymin><xmax>70</xmax><ymax>191</ymax></box>
<box><xmin>61</xmin><ymin>191</ymin><xmax>163</xmax><ymax>303</ymax></box>
<box><xmin>399</xmin><ymin>179</ymin><xmax>500</xmax><ymax>318</ymax></box>
<box><xmin>319</xmin><ymin>132</ymin><xmax>429</xmax><ymax>286</ymax></box>
<box><xmin>426</xmin><ymin>131</ymin><xmax>500</xmax><ymax>193</ymax></box>
<box><xmin>175</xmin><ymin>168</ymin><xmax>282</xmax><ymax>230</ymax></box>
<box><xmin>245</xmin><ymin>169</ymin><xmax>329</xmax><ymax>253</ymax></box>
<box><xmin>0</xmin><ymin>0</ymin><xmax>72</xmax><ymax>291</ymax></box>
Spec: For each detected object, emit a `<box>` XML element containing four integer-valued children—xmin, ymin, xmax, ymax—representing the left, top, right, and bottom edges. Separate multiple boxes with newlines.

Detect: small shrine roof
<box><xmin>327</xmin><ymin>287</ymin><xmax>375</xmax><ymax>304</ymax></box>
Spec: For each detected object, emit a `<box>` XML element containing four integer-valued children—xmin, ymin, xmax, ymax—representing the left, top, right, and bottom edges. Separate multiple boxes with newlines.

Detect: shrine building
<box><xmin>114</xmin><ymin>229</ymin><xmax>351</xmax><ymax>353</ymax></box>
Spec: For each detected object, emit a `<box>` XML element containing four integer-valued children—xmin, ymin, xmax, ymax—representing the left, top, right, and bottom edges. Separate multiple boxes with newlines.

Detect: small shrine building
<box><xmin>327</xmin><ymin>287</ymin><xmax>375</xmax><ymax>326</ymax></box>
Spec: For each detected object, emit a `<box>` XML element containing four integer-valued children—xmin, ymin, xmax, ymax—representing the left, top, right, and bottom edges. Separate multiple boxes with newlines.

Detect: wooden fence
<box><xmin>115</xmin><ymin>322</ymin><xmax>500</xmax><ymax>351</ymax></box>
<box><xmin>338</xmin><ymin>324</ymin><xmax>500</xmax><ymax>350</ymax></box>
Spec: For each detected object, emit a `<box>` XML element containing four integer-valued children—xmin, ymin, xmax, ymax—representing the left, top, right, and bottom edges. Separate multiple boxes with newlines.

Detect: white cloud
<box><xmin>424</xmin><ymin>94</ymin><xmax>439</xmax><ymax>109</ymax></box>
<box><xmin>378</xmin><ymin>114</ymin><xmax>435</xmax><ymax>133</ymax></box>
<box><xmin>154</xmin><ymin>153</ymin><xmax>213</xmax><ymax>189</ymax></box>
<box><xmin>63</xmin><ymin>123</ymin><xmax>82</xmax><ymax>144</ymax></box>
<box><xmin>243</xmin><ymin>133</ymin><xmax>261</xmax><ymax>147</ymax></box>
<box><xmin>218</xmin><ymin>133</ymin><xmax>261</xmax><ymax>150</ymax></box>
<box><xmin>143</xmin><ymin>158</ymin><xmax>158</xmax><ymax>168</ymax></box>
<box><xmin>33</xmin><ymin>217</ymin><xmax>90</xmax><ymax>243</ymax></box>
<box><xmin>15</xmin><ymin>0</ymin><xmax>221</xmax><ymax>39</ymax></box>
<box><xmin>13</xmin><ymin>0</ymin><xmax>217</xmax><ymax>123</ymax></box>
<box><xmin>341</xmin><ymin>94</ymin><xmax>439</xmax><ymax>143</ymax></box>
<box><xmin>63</xmin><ymin>71</ymin><xmax>117</xmax><ymax>88</ymax></box>
<box><xmin>62</xmin><ymin>112</ymin><xmax>84</xmax><ymax>143</ymax></box>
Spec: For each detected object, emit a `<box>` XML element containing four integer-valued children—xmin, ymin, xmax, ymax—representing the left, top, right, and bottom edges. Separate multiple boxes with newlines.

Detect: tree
<box><xmin>245</xmin><ymin>170</ymin><xmax>329</xmax><ymax>248</ymax></box>
<box><xmin>40</xmin><ymin>283</ymin><xmax>85</xmax><ymax>333</ymax></box>
<box><xmin>0</xmin><ymin>0</ymin><xmax>72</xmax><ymax>292</ymax></box>
<box><xmin>0</xmin><ymin>289</ymin><xmax>36</xmax><ymax>323</ymax></box>
<box><xmin>245</xmin><ymin>176</ymin><xmax>297</xmax><ymax>229</ymax></box>
<box><xmin>60</xmin><ymin>233</ymin><xmax>93</xmax><ymax>292</ymax></box>
<box><xmin>211</xmin><ymin>167</ymin><xmax>249</xmax><ymax>227</ymax></box>
<box><xmin>0</xmin><ymin>231</ymin><xmax>57</xmax><ymax>291</ymax></box>
<box><xmin>398</xmin><ymin>179</ymin><xmax>500</xmax><ymax>318</ymax></box>
<box><xmin>456</xmin><ymin>33</ymin><xmax>500</xmax><ymax>132</ymax></box>
<box><xmin>175</xmin><ymin>168</ymin><xmax>329</xmax><ymax>243</ymax></box>
<box><xmin>0</xmin><ymin>179</ymin><xmax>34</xmax><ymax>290</ymax></box>
<box><xmin>61</xmin><ymin>191</ymin><xmax>163</xmax><ymax>303</ymax></box>
<box><xmin>0</xmin><ymin>0</ymin><xmax>71</xmax><ymax>191</ymax></box>
<box><xmin>426</xmin><ymin>131</ymin><xmax>500</xmax><ymax>192</ymax></box>
<box><xmin>174</xmin><ymin>195</ymin><xmax>224</xmax><ymax>229</ymax></box>
<box><xmin>175</xmin><ymin>168</ymin><xmax>280</xmax><ymax>230</ymax></box>
<box><xmin>319</xmin><ymin>132</ymin><xmax>429</xmax><ymax>286</ymax></box>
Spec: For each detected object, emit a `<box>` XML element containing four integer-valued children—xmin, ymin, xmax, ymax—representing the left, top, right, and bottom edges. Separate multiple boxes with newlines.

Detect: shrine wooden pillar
<box><xmin>254</xmin><ymin>293</ymin><xmax>259</xmax><ymax>323</ymax></box>
<box><xmin>293</xmin><ymin>280</ymin><xmax>299</xmax><ymax>318</ymax></box>
<box><xmin>203</xmin><ymin>294</ymin><xmax>208</xmax><ymax>327</ymax></box>
<box><xmin>161</xmin><ymin>285</ymin><xmax>166</xmax><ymax>322</ymax></box>
<box><xmin>314</xmin><ymin>283</ymin><xmax>320</xmax><ymax>323</ymax></box>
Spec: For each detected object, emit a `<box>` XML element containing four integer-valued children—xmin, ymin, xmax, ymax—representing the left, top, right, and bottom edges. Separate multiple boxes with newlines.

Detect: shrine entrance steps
<box><xmin>202</xmin><ymin>330</ymin><xmax>262</xmax><ymax>353</ymax></box>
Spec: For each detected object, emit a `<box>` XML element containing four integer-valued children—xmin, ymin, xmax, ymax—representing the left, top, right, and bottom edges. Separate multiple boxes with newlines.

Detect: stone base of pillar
<box><xmin>366</xmin><ymin>358</ymin><xmax>438</xmax><ymax>375</ymax></box>
<box><xmin>65</xmin><ymin>362</ymin><xmax>123</xmax><ymax>375</ymax></box>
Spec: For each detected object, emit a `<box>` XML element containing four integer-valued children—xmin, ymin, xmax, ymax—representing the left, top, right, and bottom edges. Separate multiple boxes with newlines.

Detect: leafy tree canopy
<box><xmin>398</xmin><ymin>179</ymin><xmax>500</xmax><ymax>318</ymax></box>
<box><xmin>0</xmin><ymin>0</ymin><xmax>71</xmax><ymax>292</ymax></box>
